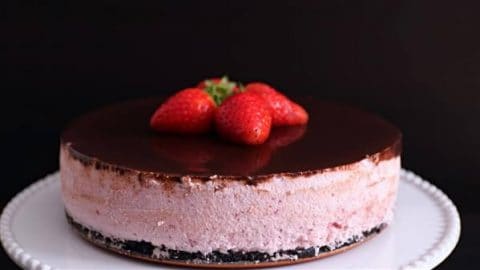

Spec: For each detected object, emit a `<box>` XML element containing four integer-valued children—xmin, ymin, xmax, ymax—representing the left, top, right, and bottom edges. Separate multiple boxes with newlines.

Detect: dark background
<box><xmin>3</xmin><ymin>1</ymin><xmax>479</xmax><ymax>268</ymax></box>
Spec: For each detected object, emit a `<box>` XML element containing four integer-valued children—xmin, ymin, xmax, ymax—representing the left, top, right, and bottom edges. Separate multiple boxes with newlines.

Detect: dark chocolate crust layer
<box><xmin>66</xmin><ymin>213</ymin><xmax>387</xmax><ymax>265</ymax></box>
<box><xmin>61</xmin><ymin>97</ymin><xmax>401</xmax><ymax>183</ymax></box>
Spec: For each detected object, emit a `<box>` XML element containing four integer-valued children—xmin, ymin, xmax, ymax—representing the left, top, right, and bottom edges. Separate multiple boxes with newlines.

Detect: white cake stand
<box><xmin>1</xmin><ymin>170</ymin><xmax>460</xmax><ymax>270</ymax></box>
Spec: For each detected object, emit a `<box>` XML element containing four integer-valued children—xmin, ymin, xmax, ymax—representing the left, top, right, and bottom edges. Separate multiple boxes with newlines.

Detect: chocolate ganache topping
<box><xmin>61</xmin><ymin>97</ymin><xmax>401</xmax><ymax>180</ymax></box>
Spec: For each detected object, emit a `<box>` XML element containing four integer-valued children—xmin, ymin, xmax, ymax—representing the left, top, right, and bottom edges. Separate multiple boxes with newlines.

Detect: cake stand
<box><xmin>0</xmin><ymin>169</ymin><xmax>460</xmax><ymax>270</ymax></box>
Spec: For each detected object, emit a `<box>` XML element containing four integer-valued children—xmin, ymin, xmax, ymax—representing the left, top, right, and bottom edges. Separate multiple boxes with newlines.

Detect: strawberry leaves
<box><xmin>203</xmin><ymin>76</ymin><xmax>241</xmax><ymax>106</ymax></box>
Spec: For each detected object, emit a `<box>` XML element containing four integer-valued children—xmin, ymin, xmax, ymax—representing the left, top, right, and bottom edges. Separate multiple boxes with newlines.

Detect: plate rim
<box><xmin>0</xmin><ymin>170</ymin><xmax>461</xmax><ymax>270</ymax></box>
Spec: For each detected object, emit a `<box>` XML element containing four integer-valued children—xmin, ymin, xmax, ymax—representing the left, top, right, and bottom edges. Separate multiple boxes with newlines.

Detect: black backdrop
<box><xmin>3</xmin><ymin>1</ymin><xmax>480</xmax><ymax>268</ymax></box>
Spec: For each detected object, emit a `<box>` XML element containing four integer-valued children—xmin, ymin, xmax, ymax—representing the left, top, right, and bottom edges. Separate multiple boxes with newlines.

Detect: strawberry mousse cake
<box><xmin>60</xmin><ymin>80</ymin><xmax>401</xmax><ymax>267</ymax></box>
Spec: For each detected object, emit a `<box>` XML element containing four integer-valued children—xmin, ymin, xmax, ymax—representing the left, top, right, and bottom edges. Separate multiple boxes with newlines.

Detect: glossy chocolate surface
<box><xmin>61</xmin><ymin>97</ymin><xmax>401</xmax><ymax>178</ymax></box>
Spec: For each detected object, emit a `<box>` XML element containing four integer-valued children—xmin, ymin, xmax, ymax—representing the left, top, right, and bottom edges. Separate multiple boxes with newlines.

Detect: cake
<box><xmin>60</xmin><ymin>97</ymin><xmax>401</xmax><ymax>267</ymax></box>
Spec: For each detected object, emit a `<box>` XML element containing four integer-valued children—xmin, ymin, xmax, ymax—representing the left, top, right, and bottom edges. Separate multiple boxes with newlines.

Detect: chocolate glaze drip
<box><xmin>61</xmin><ymin>97</ymin><xmax>401</xmax><ymax>181</ymax></box>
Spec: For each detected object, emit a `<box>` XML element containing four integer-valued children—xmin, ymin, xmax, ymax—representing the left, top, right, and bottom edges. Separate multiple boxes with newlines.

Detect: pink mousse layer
<box><xmin>60</xmin><ymin>146</ymin><xmax>400</xmax><ymax>254</ymax></box>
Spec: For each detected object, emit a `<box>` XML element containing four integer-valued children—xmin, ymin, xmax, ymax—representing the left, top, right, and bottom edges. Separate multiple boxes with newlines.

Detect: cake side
<box><xmin>60</xmin><ymin>144</ymin><xmax>400</xmax><ymax>257</ymax></box>
<box><xmin>65</xmin><ymin>212</ymin><xmax>386</xmax><ymax>266</ymax></box>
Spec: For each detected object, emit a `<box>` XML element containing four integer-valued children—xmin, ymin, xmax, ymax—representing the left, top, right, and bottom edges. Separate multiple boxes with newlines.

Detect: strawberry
<box><xmin>267</xmin><ymin>125</ymin><xmax>307</xmax><ymax>149</ymax></box>
<box><xmin>215</xmin><ymin>92</ymin><xmax>272</xmax><ymax>145</ymax></box>
<box><xmin>197</xmin><ymin>76</ymin><xmax>242</xmax><ymax>105</ymax></box>
<box><xmin>245</xmin><ymin>82</ymin><xmax>308</xmax><ymax>126</ymax></box>
<box><xmin>150</xmin><ymin>88</ymin><xmax>216</xmax><ymax>134</ymax></box>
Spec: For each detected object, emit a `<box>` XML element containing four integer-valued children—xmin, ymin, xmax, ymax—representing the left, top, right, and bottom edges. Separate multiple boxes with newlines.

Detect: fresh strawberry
<box><xmin>197</xmin><ymin>76</ymin><xmax>241</xmax><ymax>105</ymax></box>
<box><xmin>245</xmin><ymin>82</ymin><xmax>308</xmax><ymax>126</ymax></box>
<box><xmin>267</xmin><ymin>125</ymin><xmax>307</xmax><ymax>149</ymax></box>
<box><xmin>150</xmin><ymin>88</ymin><xmax>216</xmax><ymax>134</ymax></box>
<box><xmin>215</xmin><ymin>92</ymin><xmax>272</xmax><ymax>145</ymax></box>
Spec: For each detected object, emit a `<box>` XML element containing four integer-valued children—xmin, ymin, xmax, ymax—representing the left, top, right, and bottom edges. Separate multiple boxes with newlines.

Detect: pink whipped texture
<box><xmin>60</xmin><ymin>146</ymin><xmax>400</xmax><ymax>254</ymax></box>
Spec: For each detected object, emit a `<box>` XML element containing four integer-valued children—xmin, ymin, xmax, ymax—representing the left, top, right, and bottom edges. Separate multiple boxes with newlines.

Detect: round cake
<box><xmin>60</xmin><ymin>97</ymin><xmax>401</xmax><ymax>267</ymax></box>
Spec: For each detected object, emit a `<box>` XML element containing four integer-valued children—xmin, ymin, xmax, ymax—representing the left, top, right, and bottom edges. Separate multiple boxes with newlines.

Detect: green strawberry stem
<box><xmin>204</xmin><ymin>76</ymin><xmax>242</xmax><ymax>106</ymax></box>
